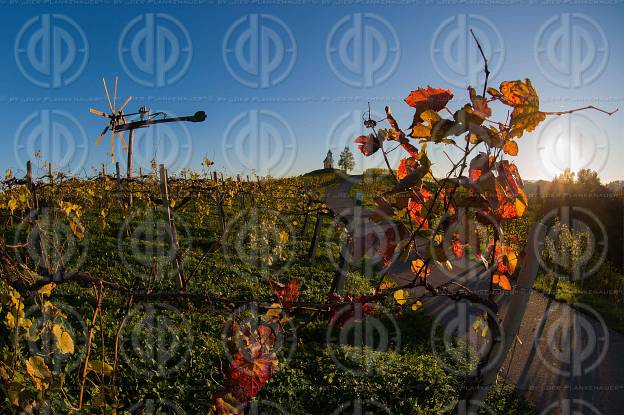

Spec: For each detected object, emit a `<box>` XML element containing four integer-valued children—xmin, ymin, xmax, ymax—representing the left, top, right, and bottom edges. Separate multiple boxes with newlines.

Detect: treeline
<box><xmin>527</xmin><ymin>168</ymin><xmax>623</xmax><ymax>272</ymax></box>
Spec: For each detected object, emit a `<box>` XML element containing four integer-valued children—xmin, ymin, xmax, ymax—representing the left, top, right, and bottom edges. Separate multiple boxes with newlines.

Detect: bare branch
<box><xmin>470</xmin><ymin>29</ymin><xmax>490</xmax><ymax>97</ymax></box>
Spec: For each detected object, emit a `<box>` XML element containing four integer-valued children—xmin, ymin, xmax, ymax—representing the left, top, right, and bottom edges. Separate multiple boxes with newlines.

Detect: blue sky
<box><xmin>1</xmin><ymin>2</ymin><xmax>623</xmax><ymax>181</ymax></box>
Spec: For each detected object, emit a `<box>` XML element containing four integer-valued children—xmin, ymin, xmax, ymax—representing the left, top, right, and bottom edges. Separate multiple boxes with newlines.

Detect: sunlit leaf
<box><xmin>25</xmin><ymin>356</ymin><xmax>52</xmax><ymax>390</ymax></box>
<box><xmin>503</xmin><ymin>140</ymin><xmax>518</xmax><ymax>156</ymax></box>
<box><xmin>37</xmin><ymin>283</ymin><xmax>56</xmax><ymax>296</ymax></box>
<box><xmin>393</xmin><ymin>289</ymin><xmax>408</xmax><ymax>305</ymax></box>
<box><xmin>52</xmin><ymin>324</ymin><xmax>75</xmax><ymax>354</ymax></box>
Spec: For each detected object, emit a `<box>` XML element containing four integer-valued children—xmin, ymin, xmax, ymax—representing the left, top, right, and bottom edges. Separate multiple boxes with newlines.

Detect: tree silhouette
<box><xmin>338</xmin><ymin>147</ymin><xmax>354</xmax><ymax>172</ymax></box>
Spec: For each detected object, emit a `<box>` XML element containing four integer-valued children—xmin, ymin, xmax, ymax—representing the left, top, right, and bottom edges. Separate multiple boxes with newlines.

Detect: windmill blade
<box><xmin>102</xmin><ymin>78</ymin><xmax>114</xmax><ymax>113</ymax></box>
<box><xmin>113</xmin><ymin>76</ymin><xmax>118</xmax><ymax>113</ymax></box>
<box><xmin>118</xmin><ymin>96</ymin><xmax>132</xmax><ymax>113</ymax></box>
<box><xmin>117</xmin><ymin>131</ymin><xmax>128</xmax><ymax>152</ymax></box>
<box><xmin>89</xmin><ymin>108</ymin><xmax>109</xmax><ymax>118</ymax></box>
<box><xmin>95</xmin><ymin>125</ymin><xmax>110</xmax><ymax>145</ymax></box>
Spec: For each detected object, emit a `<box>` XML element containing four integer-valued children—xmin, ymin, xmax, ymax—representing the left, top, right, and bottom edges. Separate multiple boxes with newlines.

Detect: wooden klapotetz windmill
<box><xmin>89</xmin><ymin>76</ymin><xmax>207</xmax><ymax>178</ymax></box>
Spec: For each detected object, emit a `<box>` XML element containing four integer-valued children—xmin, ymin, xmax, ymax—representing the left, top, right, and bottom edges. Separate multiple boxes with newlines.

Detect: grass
<box><xmin>533</xmin><ymin>264</ymin><xmax>624</xmax><ymax>334</ymax></box>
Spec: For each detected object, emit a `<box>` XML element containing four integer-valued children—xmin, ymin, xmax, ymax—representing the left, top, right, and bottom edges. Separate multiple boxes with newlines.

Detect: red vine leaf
<box><xmin>354</xmin><ymin>134</ymin><xmax>380</xmax><ymax>156</ymax></box>
<box><xmin>404</xmin><ymin>86</ymin><xmax>453</xmax><ymax>126</ymax></box>
<box><xmin>468</xmin><ymin>87</ymin><xmax>492</xmax><ymax>120</ymax></box>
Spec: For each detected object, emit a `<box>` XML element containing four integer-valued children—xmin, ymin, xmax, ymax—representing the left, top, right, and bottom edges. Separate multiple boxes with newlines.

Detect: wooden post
<box><xmin>300</xmin><ymin>201</ymin><xmax>311</xmax><ymax>237</ymax></box>
<box><xmin>115</xmin><ymin>162</ymin><xmax>123</xmax><ymax>206</ymax></box>
<box><xmin>246</xmin><ymin>175</ymin><xmax>250</xmax><ymax>182</ymax></box>
<box><xmin>48</xmin><ymin>162</ymin><xmax>53</xmax><ymax>186</ymax></box>
<box><xmin>213</xmin><ymin>172</ymin><xmax>218</xmax><ymax>182</ymax></box>
<box><xmin>330</xmin><ymin>243</ymin><xmax>350</xmax><ymax>295</ymax></box>
<box><xmin>139</xmin><ymin>166</ymin><xmax>143</xmax><ymax>177</ymax></box>
<box><xmin>159</xmin><ymin>164</ymin><xmax>184</xmax><ymax>291</ymax></box>
<box><xmin>127</xmin><ymin>129</ymin><xmax>134</xmax><ymax>206</ymax></box>
<box><xmin>26</xmin><ymin>161</ymin><xmax>37</xmax><ymax>214</ymax></box>
<box><xmin>308</xmin><ymin>212</ymin><xmax>322</xmax><ymax>259</ymax></box>
<box><xmin>101</xmin><ymin>164</ymin><xmax>106</xmax><ymax>177</ymax></box>
<box><xmin>26</xmin><ymin>161</ymin><xmax>49</xmax><ymax>271</ymax></box>
<box><xmin>217</xmin><ymin>195</ymin><xmax>227</xmax><ymax>236</ymax></box>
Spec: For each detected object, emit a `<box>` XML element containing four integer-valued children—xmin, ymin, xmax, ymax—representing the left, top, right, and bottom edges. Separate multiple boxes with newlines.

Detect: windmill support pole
<box><xmin>127</xmin><ymin>129</ymin><xmax>134</xmax><ymax>206</ymax></box>
<box><xmin>159</xmin><ymin>164</ymin><xmax>184</xmax><ymax>292</ymax></box>
<box><xmin>115</xmin><ymin>162</ymin><xmax>123</xmax><ymax>206</ymax></box>
<box><xmin>48</xmin><ymin>162</ymin><xmax>53</xmax><ymax>187</ymax></box>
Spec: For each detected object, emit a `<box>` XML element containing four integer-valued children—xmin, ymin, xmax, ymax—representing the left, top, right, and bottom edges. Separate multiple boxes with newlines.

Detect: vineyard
<box><xmin>0</xmin><ymin>50</ymin><xmax>619</xmax><ymax>413</ymax></box>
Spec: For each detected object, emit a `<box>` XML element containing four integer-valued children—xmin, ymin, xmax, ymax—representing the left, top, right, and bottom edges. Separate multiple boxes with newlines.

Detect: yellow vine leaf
<box><xmin>69</xmin><ymin>219</ymin><xmax>84</xmax><ymax>240</ymax></box>
<box><xmin>410</xmin><ymin>259</ymin><xmax>426</xmax><ymax>277</ymax></box>
<box><xmin>472</xmin><ymin>317</ymin><xmax>482</xmax><ymax>332</ymax></box>
<box><xmin>7</xmin><ymin>387</ymin><xmax>19</xmax><ymax>406</ymax></box>
<box><xmin>481</xmin><ymin>324</ymin><xmax>489</xmax><ymax>338</ymax></box>
<box><xmin>52</xmin><ymin>324</ymin><xmax>75</xmax><ymax>354</ymax></box>
<box><xmin>514</xmin><ymin>197</ymin><xmax>527</xmax><ymax>218</ymax></box>
<box><xmin>7</xmin><ymin>198</ymin><xmax>17</xmax><ymax>213</ymax></box>
<box><xmin>411</xmin><ymin>300</ymin><xmax>423</xmax><ymax>311</ymax></box>
<box><xmin>37</xmin><ymin>282</ymin><xmax>56</xmax><ymax>296</ymax></box>
<box><xmin>393</xmin><ymin>289</ymin><xmax>408</xmax><ymax>305</ymax></box>
<box><xmin>25</xmin><ymin>356</ymin><xmax>52</xmax><ymax>390</ymax></box>
<box><xmin>265</xmin><ymin>303</ymin><xmax>282</xmax><ymax>319</ymax></box>
<box><xmin>88</xmin><ymin>361</ymin><xmax>114</xmax><ymax>376</ymax></box>
<box><xmin>503</xmin><ymin>140</ymin><xmax>518</xmax><ymax>156</ymax></box>
<box><xmin>495</xmin><ymin>79</ymin><xmax>546</xmax><ymax>138</ymax></box>
<box><xmin>378</xmin><ymin>277</ymin><xmax>396</xmax><ymax>292</ymax></box>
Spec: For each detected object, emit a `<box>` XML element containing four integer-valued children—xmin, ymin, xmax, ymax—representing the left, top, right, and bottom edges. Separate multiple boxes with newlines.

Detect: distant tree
<box><xmin>554</xmin><ymin>168</ymin><xmax>575</xmax><ymax>186</ymax></box>
<box><xmin>338</xmin><ymin>147</ymin><xmax>355</xmax><ymax>172</ymax></box>
<box><xmin>576</xmin><ymin>168</ymin><xmax>602</xmax><ymax>193</ymax></box>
